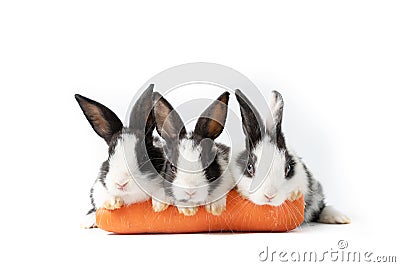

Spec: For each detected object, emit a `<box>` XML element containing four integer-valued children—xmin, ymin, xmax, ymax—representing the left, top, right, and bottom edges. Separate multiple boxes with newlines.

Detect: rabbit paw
<box><xmin>152</xmin><ymin>198</ymin><xmax>169</xmax><ymax>212</ymax></box>
<box><xmin>288</xmin><ymin>190</ymin><xmax>302</xmax><ymax>202</ymax></box>
<box><xmin>205</xmin><ymin>202</ymin><xmax>226</xmax><ymax>216</ymax></box>
<box><xmin>80</xmin><ymin>212</ymin><xmax>97</xmax><ymax>229</ymax></box>
<box><xmin>319</xmin><ymin>206</ymin><xmax>351</xmax><ymax>224</ymax></box>
<box><xmin>103</xmin><ymin>196</ymin><xmax>124</xmax><ymax>210</ymax></box>
<box><xmin>177</xmin><ymin>206</ymin><xmax>198</xmax><ymax>216</ymax></box>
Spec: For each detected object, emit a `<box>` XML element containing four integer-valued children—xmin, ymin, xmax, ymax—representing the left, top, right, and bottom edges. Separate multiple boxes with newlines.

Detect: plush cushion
<box><xmin>96</xmin><ymin>190</ymin><xmax>304</xmax><ymax>233</ymax></box>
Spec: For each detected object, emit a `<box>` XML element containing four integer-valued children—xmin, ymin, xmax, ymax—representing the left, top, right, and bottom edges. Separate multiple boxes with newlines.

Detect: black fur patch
<box><xmin>303</xmin><ymin>163</ymin><xmax>315</xmax><ymax>209</ymax></box>
<box><xmin>86</xmin><ymin>207</ymin><xmax>96</xmax><ymax>215</ymax></box>
<box><xmin>158</xmin><ymin>136</ymin><xmax>180</xmax><ymax>198</ymax></box>
<box><xmin>129</xmin><ymin>84</ymin><xmax>157</xmax><ymax>138</ymax></box>
<box><xmin>302</xmin><ymin>162</ymin><xmax>326</xmax><ymax>223</ymax></box>
<box><xmin>205</xmin><ymin>143</ymin><xmax>230</xmax><ymax>195</ymax></box>
<box><xmin>235</xmin><ymin>90</ymin><xmax>265</xmax><ymax>150</ymax></box>
<box><xmin>236</xmin><ymin>149</ymin><xmax>258</xmax><ymax>178</ymax></box>
<box><xmin>161</xmin><ymin>151</ymin><xmax>178</xmax><ymax>197</ymax></box>
<box><xmin>107</xmin><ymin>132</ymin><xmax>121</xmax><ymax>156</ymax></box>
<box><xmin>216</xmin><ymin>143</ymin><xmax>230</xmax><ymax>163</ymax></box>
<box><xmin>266</xmin><ymin>123</ymin><xmax>287</xmax><ymax>151</ymax></box>
<box><xmin>98</xmin><ymin>160</ymin><xmax>109</xmax><ymax>187</ymax></box>
<box><xmin>204</xmin><ymin>157</ymin><xmax>222</xmax><ymax>193</ymax></box>
<box><xmin>284</xmin><ymin>151</ymin><xmax>296</xmax><ymax>179</ymax></box>
<box><xmin>160</xmin><ymin>135</ymin><xmax>230</xmax><ymax>197</ymax></box>
<box><xmin>135</xmin><ymin>134</ymin><xmax>164</xmax><ymax>178</ymax></box>
<box><xmin>275</xmin><ymin>131</ymin><xmax>287</xmax><ymax>151</ymax></box>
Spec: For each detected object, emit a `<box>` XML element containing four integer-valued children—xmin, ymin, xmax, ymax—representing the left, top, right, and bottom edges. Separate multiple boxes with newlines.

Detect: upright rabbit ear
<box><xmin>235</xmin><ymin>89</ymin><xmax>265</xmax><ymax>148</ymax></box>
<box><xmin>266</xmin><ymin>90</ymin><xmax>286</xmax><ymax>150</ymax></box>
<box><xmin>194</xmin><ymin>92</ymin><xmax>230</xmax><ymax>141</ymax></box>
<box><xmin>75</xmin><ymin>94</ymin><xmax>123</xmax><ymax>145</ymax></box>
<box><xmin>129</xmin><ymin>84</ymin><xmax>156</xmax><ymax>138</ymax></box>
<box><xmin>153</xmin><ymin>92</ymin><xmax>187</xmax><ymax>141</ymax></box>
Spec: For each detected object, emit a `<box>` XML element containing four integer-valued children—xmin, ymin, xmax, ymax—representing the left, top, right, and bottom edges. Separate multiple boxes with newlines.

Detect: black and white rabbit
<box><xmin>230</xmin><ymin>89</ymin><xmax>350</xmax><ymax>224</ymax></box>
<box><xmin>76</xmin><ymin>85</ymin><xmax>165</xmax><ymax>228</ymax></box>
<box><xmin>151</xmin><ymin>91</ymin><xmax>234</xmax><ymax>216</ymax></box>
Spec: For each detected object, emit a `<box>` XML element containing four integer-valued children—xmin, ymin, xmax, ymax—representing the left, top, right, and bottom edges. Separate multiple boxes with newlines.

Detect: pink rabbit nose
<box><xmin>264</xmin><ymin>193</ymin><xmax>277</xmax><ymax>201</ymax></box>
<box><xmin>116</xmin><ymin>181</ymin><xmax>129</xmax><ymax>190</ymax></box>
<box><xmin>185</xmin><ymin>191</ymin><xmax>196</xmax><ymax>199</ymax></box>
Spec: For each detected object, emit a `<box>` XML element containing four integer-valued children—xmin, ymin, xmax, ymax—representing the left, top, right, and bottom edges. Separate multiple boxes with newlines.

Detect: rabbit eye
<box><xmin>247</xmin><ymin>163</ymin><xmax>255</xmax><ymax>177</ymax></box>
<box><xmin>170</xmin><ymin>163</ymin><xmax>177</xmax><ymax>174</ymax></box>
<box><xmin>285</xmin><ymin>160</ymin><xmax>295</xmax><ymax>178</ymax></box>
<box><xmin>285</xmin><ymin>164</ymin><xmax>291</xmax><ymax>176</ymax></box>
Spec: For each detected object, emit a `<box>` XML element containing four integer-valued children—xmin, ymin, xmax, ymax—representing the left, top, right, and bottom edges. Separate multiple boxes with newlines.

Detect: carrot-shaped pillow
<box><xmin>96</xmin><ymin>190</ymin><xmax>304</xmax><ymax>233</ymax></box>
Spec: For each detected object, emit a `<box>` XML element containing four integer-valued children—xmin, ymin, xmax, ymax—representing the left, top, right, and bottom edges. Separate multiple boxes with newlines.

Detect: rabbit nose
<box><xmin>264</xmin><ymin>193</ymin><xmax>277</xmax><ymax>201</ymax></box>
<box><xmin>185</xmin><ymin>191</ymin><xmax>196</xmax><ymax>198</ymax></box>
<box><xmin>116</xmin><ymin>181</ymin><xmax>129</xmax><ymax>190</ymax></box>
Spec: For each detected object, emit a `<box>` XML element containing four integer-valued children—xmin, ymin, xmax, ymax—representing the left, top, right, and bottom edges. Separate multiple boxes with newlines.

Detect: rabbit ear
<box><xmin>129</xmin><ymin>84</ymin><xmax>156</xmax><ymax>138</ymax></box>
<box><xmin>235</xmin><ymin>89</ymin><xmax>265</xmax><ymax>148</ymax></box>
<box><xmin>153</xmin><ymin>92</ymin><xmax>187</xmax><ymax>141</ymax></box>
<box><xmin>194</xmin><ymin>92</ymin><xmax>230</xmax><ymax>141</ymax></box>
<box><xmin>266</xmin><ymin>90</ymin><xmax>286</xmax><ymax>149</ymax></box>
<box><xmin>75</xmin><ymin>94</ymin><xmax>123</xmax><ymax>145</ymax></box>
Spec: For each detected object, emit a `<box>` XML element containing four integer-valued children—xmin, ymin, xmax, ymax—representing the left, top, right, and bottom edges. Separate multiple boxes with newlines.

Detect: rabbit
<box><xmin>230</xmin><ymin>89</ymin><xmax>350</xmax><ymax>224</ymax></box>
<box><xmin>76</xmin><ymin>84</ymin><xmax>166</xmax><ymax>228</ymax></box>
<box><xmin>151</xmin><ymin>91</ymin><xmax>234</xmax><ymax>216</ymax></box>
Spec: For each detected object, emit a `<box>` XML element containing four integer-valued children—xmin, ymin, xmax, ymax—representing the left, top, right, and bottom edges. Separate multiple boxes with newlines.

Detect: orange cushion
<box><xmin>96</xmin><ymin>190</ymin><xmax>304</xmax><ymax>233</ymax></box>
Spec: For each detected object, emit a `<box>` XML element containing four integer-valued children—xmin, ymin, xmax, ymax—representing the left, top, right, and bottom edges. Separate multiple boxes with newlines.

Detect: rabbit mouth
<box><xmin>248</xmin><ymin>194</ymin><xmax>284</xmax><ymax>206</ymax></box>
<box><xmin>176</xmin><ymin>199</ymin><xmax>204</xmax><ymax>205</ymax></box>
<box><xmin>259</xmin><ymin>198</ymin><xmax>284</xmax><ymax>206</ymax></box>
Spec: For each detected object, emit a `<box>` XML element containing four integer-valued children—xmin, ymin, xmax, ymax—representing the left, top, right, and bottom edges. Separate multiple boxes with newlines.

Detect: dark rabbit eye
<box><xmin>285</xmin><ymin>159</ymin><xmax>295</xmax><ymax>178</ymax></box>
<box><xmin>285</xmin><ymin>164</ymin><xmax>291</xmax><ymax>176</ymax></box>
<box><xmin>170</xmin><ymin>163</ymin><xmax>177</xmax><ymax>174</ymax></box>
<box><xmin>247</xmin><ymin>163</ymin><xmax>255</xmax><ymax>176</ymax></box>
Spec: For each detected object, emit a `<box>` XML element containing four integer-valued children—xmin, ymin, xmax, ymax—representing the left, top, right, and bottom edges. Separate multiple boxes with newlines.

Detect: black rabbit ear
<box><xmin>75</xmin><ymin>94</ymin><xmax>123</xmax><ymax>145</ymax></box>
<box><xmin>266</xmin><ymin>90</ymin><xmax>286</xmax><ymax>150</ymax></box>
<box><xmin>194</xmin><ymin>92</ymin><xmax>230</xmax><ymax>141</ymax></box>
<box><xmin>129</xmin><ymin>84</ymin><xmax>156</xmax><ymax>137</ymax></box>
<box><xmin>153</xmin><ymin>92</ymin><xmax>187</xmax><ymax>141</ymax></box>
<box><xmin>235</xmin><ymin>89</ymin><xmax>265</xmax><ymax>148</ymax></box>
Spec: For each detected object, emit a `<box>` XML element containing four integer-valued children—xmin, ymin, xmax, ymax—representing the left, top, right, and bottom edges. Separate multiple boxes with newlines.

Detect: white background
<box><xmin>1</xmin><ymin>0</ymin><xmax>399</xmax><ymax>266</ymax></box>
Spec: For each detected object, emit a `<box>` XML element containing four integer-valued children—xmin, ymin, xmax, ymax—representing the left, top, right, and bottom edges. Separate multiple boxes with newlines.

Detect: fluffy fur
<box><xmin>76</xmin><ymin>85</ymin><xmax>165</xmax><ymax>228</ymax></box>
<box><xmin>230</xmin><ymin>89</ymin><xmax>350</xmax><ymax>224</ymax></box>
<box><xmin>153</xmin><ymin>92</ymin><xmax>234</xmax><ymax>216</ymax></box>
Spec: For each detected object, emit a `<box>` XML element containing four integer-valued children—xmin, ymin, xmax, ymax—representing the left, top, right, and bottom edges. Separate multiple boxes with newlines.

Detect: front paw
<box><xmin>288</xmin><ymin>189</ymin><xmax>302</xmax><ymax>202</ymax></box>
<box><xmin>177</xmin><ymin>206</ymin><xmax>198</xmax><ymax>216</ymax></box>
<box><xmin>80</xmin><ymin>212</ymin><xmax>97</xmax><ymax>229</ymax></box>
<box><xmin>152</xmin><ymin>198</ymin><xmax>169</xmax><ymax>212</ymax></box>
<box><xmin>205</xmin><ymin>202</ymin><xmax>226</xmax><ymax>216</ymax></box>
<box><xmin>103</xmin><ymin>196</ymin><xmax>124</xmax><ymax>210</ymax></box>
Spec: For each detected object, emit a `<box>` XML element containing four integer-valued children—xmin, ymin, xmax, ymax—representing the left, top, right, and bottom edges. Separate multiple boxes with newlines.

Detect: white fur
<box><xmin>172</xmin><ymin>139</ymin><xmax>234</xmax><ymax>207</ymax></box>
<box><xmin>319</xmin><ymin>206</ymin><xmax>351</xmax><ymax>224</ymax></box>
<box><xmin>93</xmin><ymin>133</ymin><xmax>166</xmax><ymax>209</ymax></box>
<box><xmin>231</xmin><ymin>90</ymin><xmax>350</xmax><ymax>224</ymax></box>
<box><xmin>103</xmin><ymin>133</ymin><xmax>151</xmax><ymax>205</ymax></box>
<box><xmin>82</xmin><ymin>133</ymin><xmax>155</xmax><ymax>228</ymax></box>
<box><xmin>80</xmin><ymin>212</ymin><xmax>96</xmax><ymax>229</ymax></box>
<box><xmin>231</xmin><ymin>138</ymin><xmax>308</xmax><ymax>206</ymax></box>
<box><xmin>172</xmin><ymin>139</ymin><xmax>212</xmax><ymax>206</ymax></box>
<box><xmin>208</xmin><ymin>149</ymin><xmax>234</xmax><ymax>203</ymax></box>
<box><xmin>91</xmin><ymin>178</ymin><xmax>112</xmax><ymax>209</ymax></box>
